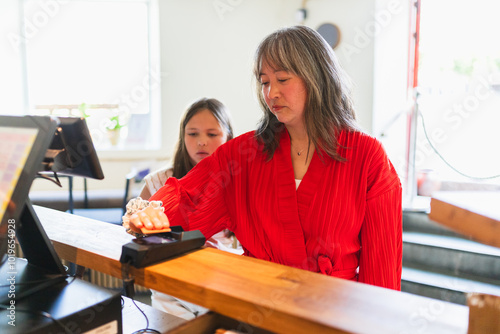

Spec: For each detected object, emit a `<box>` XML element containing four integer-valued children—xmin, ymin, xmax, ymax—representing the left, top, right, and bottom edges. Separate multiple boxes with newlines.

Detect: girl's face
<box><xmin>259</xmin><ymin>62</ymin><xmax>308</xmax><ymax>129</ymax></box>
<box><xmin>184</xmin><ymin>108</ymin><xmax>227</xmax><ymax>165</ymax></box>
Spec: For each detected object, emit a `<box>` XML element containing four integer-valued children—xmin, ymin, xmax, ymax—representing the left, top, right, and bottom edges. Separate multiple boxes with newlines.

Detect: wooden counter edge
<box><xmin>36</xmin><ymin>206</ymin><xmax>469</xmax><ymax>334</ymax></box>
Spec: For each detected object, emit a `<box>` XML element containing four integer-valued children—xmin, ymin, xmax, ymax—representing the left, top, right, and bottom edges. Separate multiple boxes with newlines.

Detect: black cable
<box><xmin>121</xmin><ymin>260</ymin><xmax>135</xmax><ymax>299</ymax></box>
<box><xmin>419</xmin><ymin>110</ymin><xmax>500</xmax><ymax>180</ymax></box>
<box><xmin>35</xmin><ymin>172</ymin><xmax>63</xmax><ymax>187</ymax></box>
<box><xmin>0</xmin><ymin>306</ymin><xmax>74</xmax><ymax>333</ymax></box>
<box><xmin>120</xmin><ymin>261</ymin><xmax>160</xmax><ymax>334</ymax></box>
<box><xmin>118</xmin><ymin>295</ymin><xmax>161</xmax><ymax>334</ymax></box>
<box><xmin>66</xmin><ymin>274</ymin><xmax>77</xmax><ymax>285</ymax></box>
<box><xmin>128</xmin><ymin>297</ymin><xmax>161</xmax><ymax>334</ymax></box>
<box><xmin>0</xmin><ymin>274</ymin><xmax>70</xmax><ymax>288</ymax></box>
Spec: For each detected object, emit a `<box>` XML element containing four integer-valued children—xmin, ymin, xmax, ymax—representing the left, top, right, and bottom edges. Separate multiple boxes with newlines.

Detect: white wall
<box><xmin>159</xmin><ymin>0</ymin><xmax>376</xmax><ymax>145</ymax></box>
<box><xmin>28</xmin><ymin>0</ymin><xmax>410</xmax><ymax>192</ymax></box>
<box><xmin>87</xmin><ymin>0</ymin><xmax>382</xmax><ymax>192</ymax></box>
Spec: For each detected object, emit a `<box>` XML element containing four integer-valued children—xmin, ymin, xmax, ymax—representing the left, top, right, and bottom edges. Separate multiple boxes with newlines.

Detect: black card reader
<box><xmin>120</xmin><ymin>226</ymin><xmax>205</xmax><ymax>268</ymax></box>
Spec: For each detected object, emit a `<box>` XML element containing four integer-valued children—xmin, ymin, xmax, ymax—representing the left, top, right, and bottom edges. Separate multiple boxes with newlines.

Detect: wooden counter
<box><xmin>35</xmin><ymin>205</ymin><xmax>469</xmax><ymax>334</ymax></box>
<box><xmin>429</xmin><ymin>191</ymin><xmax>500</xmax><ymax>248</ymax></box>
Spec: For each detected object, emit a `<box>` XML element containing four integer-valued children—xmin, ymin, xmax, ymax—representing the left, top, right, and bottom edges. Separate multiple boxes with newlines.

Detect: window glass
<box><xmin>0</xmin><ymin>1</ymin><xmax>25</xmax><ymax>115</ymax></box>
<box><xmin>416</xmin><ymin>0</ymin><xmax>500</xmax><ymax>189</ymax></box>
<box><xmin>23</xmin><ymin>0</ymin><xmax>160</xmax><ymax>151</ymax></box>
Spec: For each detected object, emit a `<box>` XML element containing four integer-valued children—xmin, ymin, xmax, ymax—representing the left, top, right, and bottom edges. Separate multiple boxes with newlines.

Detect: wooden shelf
<box><xmin>429</xmin><ymin>191</ymin><xmax>500</xmax><ymax>249</ymax></box>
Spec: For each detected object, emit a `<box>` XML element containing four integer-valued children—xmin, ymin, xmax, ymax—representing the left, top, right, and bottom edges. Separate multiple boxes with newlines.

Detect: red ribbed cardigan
<box><xmin>150</xmin><ymin>129</ymin><xmax>402</xmax><ymax>290</ymax></box>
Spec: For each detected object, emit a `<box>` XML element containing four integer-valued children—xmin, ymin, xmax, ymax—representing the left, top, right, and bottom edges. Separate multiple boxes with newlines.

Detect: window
<box><xmin>6</xmin><ymin>0</ymin><xmax>161</xmax><ymax>151</ymax></box>
<box><xmin>415</xmin><ymin>0</ymin><xmax>500</xmax><ymax>187</ymax></box>
<box><xmin>399</xmin><ymin>0</ymin><xmax>500</xmax><ymax>204</ymax></box>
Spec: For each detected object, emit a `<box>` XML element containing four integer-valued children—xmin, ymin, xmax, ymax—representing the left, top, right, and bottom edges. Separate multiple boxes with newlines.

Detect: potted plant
<box><xmin>105</xmin><ymin>115</ymin><xmax>126</xmax><ymax>146</ymax></box>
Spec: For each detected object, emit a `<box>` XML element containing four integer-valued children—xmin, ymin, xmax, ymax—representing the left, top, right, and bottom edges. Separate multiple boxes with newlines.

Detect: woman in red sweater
<box><xmin>125</xmin><ymin>25</ymin><xmax>402</xmax><ymax>290</ymax></box>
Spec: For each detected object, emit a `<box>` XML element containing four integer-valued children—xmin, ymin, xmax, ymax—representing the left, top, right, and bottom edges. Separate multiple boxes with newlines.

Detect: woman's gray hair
<box><xmin>254</xmin><ymin>25</ymin><xmax>359</xmax><ymax>160</ymax></box>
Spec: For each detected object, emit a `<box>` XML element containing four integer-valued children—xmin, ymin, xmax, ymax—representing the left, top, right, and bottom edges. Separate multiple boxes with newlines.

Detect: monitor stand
<box><xmin>0</xmin><ymin>200</ymin><xmax>67</xmax><ymax>305</ymax></box>
<box><xmin>17</xmin><ymin>200</ymin><xmax>67</xmax><ymax>274</ymax></box>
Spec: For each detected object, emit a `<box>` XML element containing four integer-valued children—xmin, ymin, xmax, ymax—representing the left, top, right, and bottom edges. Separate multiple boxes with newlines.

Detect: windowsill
<box><xmin>96</xmin><ymin>149</ymin><xmax>169</xmax><ymax>161</ymax></box>
<box><xmin>438</xmin><ymin>180</ymin><xmax>500</xmax><ymax>192</ymax></box>
<box><xmin>403</xmin><ymin>195</ymin><xmax>431</xmax><ymax>213</ymax></box>
<box><xmin>403</xmin><ymin>181</ymin><xmax>500</xmax><ymax>213</ymax></box>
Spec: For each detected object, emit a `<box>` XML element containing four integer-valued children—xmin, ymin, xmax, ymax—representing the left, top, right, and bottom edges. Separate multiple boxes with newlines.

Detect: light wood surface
<box><xmin>429</xmin><ymin>191</ymin><xmax>500</xmax><ymax>248</ymax></box>
<box><xmin>35</xmin><ymin>205</ymin><xmax>469</xmax><ymax>334</ymax></box>
<box><xmin>467</xmin><ymin>293</ymin><xmax>500</xmax><ymax>334</ymax></box>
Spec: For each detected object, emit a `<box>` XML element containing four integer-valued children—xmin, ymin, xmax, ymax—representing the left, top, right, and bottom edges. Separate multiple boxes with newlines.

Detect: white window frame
<box><xmin>13</xmin><ymin>0</ymin><xmax>163</xmax><ymax>160</ymax></box>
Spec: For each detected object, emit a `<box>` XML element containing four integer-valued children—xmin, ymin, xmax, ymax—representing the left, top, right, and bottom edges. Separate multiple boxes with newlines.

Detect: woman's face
<box><xmin>259</xmin><ymin>62</ymin><xmax>308</xmax><ymax>128</ymax></box>
<box><xmin>184</xmin><ymin>108</ymin><xmax>227</xmax><ymax>165</ymax></box>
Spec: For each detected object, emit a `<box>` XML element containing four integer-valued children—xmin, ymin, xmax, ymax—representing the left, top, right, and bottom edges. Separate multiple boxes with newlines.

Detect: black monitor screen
<box><xmin>44</xmin><ymin>117</ymin><xmax>104</xmax><ymax>180</ymax></box>
<box><xmin>1</xmin><ymin>115</ymin><xmax>105</xmax><ymax>275</ymax></box>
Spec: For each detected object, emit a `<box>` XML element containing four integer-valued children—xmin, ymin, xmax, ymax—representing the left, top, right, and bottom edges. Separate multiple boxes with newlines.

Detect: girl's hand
<box><xmin>128</xmin><ymin>205</ymin><xmax>171</xmax><ymax>234</ymax></box>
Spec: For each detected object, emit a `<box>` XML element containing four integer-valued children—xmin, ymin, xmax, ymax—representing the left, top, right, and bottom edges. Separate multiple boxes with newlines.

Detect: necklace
<box><xmin>292</xmin><ymin>140</ymin><xmax>310</xmax><ymax>157</ymax></box>
<box><xmin>293</xmin><ymin>145</ymin><xmax>307</xmax><ymax>156</ymax></box>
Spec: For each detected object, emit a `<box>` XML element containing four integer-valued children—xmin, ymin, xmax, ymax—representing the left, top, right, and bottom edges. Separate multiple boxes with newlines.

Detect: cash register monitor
<box><xmin>0</xmin><ymin>115</ymin><xmax>59</xmax><ymax>268</ymax></box>
<box><xmin>43</xmin><ymin>116</ymin><xmax>104</xmax><ymax>180</ymax></box>
<box><xmin>0</xmin><ymin>115</ymin><xmax>122</xmax><ymax>333</ymax></box>
<box><xmin>0</xmin><ymin>115</ymin><xmax>104</xmax><ymax>298</ymax></box>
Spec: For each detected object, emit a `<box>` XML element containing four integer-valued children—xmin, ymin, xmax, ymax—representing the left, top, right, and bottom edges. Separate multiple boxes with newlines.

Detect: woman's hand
<box><xmin>128</xmin><ymin>205</ymin><xmax>171</xmax><ymax>234</ymax></box>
